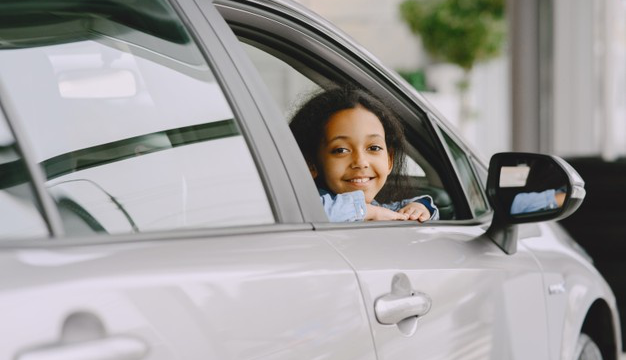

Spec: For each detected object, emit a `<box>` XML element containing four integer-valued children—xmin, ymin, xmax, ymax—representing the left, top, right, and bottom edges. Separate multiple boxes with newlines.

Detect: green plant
<box><xmin>397</xmin><ymin>69</ymin><xmax>428</xmax><ymax>91</ymax></box>
<box><xmin>399</xmin><ymin>0</ymin><xmax>505</xmax><ymax>122</ymax></box>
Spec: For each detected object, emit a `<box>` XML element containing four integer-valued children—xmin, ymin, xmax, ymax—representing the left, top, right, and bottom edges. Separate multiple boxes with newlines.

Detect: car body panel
<box><xmin>0</xmin><ymin>230</ymin><xmax>377</xmax><ymax>360</ymax></box>
<box><xmin>522</xmin><ymin>222</ymin><xmax>621</xmax><ymax>360</ymax></box>
<box><xmin>321</xmin><ymin>223</ymin><xmax>550</xmax><ymax>360</ymax></box>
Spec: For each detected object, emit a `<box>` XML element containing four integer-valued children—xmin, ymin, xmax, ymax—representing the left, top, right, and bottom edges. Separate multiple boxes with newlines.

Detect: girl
<box><xmin>289</xmin><ymin>86</ymin><xmax>438</xmax><ymax>222</ymax></box>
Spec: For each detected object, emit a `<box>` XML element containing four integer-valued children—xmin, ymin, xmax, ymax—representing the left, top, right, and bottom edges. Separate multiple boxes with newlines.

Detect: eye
<box><xmin>368</xmin><ymin>145</ymin><xmax>384</xmax><ymax>152</ymax></box>
<box><xmin>331</xmin><ymin>147</ymin><xmax>350</xmax><ymax>154</ymax></box>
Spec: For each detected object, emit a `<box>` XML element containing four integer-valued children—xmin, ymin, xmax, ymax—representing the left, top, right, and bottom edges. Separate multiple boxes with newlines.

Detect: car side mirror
<box><xmin>485</xmin><ymin>152</ymin><xmax>585</xmax><ymax>254</ymax></box>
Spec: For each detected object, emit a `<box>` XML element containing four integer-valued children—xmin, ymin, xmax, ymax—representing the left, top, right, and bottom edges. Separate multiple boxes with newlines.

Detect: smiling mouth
<box><xmin>346</xmin><ymin>177</ymin><xmax>374</xmax><ymax>183</ymax></box>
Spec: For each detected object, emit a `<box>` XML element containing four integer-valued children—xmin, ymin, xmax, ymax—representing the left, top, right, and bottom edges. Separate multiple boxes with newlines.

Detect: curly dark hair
<box><xmin>289</xmin><ymin>86</ymin><xmax>409</xmax><ymax>203</ymax></box>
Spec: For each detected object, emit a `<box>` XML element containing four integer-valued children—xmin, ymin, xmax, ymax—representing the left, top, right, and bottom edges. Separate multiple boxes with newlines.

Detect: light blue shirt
<box><xmin>319</xmin><ymin>188</ymin><xmax>439</xmax><ymax>222</ymax></box>
<box><xmin>510</xmin><ymin>189</ymin><xmax>559</xmax><ymax>215</ymax></box>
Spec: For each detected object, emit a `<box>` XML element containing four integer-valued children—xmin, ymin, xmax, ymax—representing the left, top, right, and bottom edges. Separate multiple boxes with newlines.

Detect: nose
<box><xmin>350</xmin><ymin>150</ymin><xmax>369</xmax><ymax>169</ymax></box>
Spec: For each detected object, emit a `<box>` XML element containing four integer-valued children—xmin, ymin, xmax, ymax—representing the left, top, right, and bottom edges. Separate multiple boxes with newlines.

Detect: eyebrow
<box><xmin>327</xmin><ymin>134</ymin><xmax>384</xmax><ymax>142</ymax></box>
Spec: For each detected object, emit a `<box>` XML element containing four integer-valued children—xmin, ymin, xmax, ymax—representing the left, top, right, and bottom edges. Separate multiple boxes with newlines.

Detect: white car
<box><xmin>0</xmin><ymin>0</ymin><xmax>620</xmax><ymax>359</ymax></box>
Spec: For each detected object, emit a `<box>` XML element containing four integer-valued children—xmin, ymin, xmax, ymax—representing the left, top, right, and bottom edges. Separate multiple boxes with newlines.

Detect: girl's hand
<box><xmin>365</xmin><ymin>204</ymin><xmax>409</xmax><ymax>221</ymax></box>
<box><xmin>399</xmin><ymin>202</ymin><xmax>431</xmax><ymax>222</ymax></box>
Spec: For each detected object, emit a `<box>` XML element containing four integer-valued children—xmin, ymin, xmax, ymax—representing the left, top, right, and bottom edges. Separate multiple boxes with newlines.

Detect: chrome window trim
<box><xmin>312</xmin><ymin>212</ymin><xmax>492</xmax><ymax>231</ymax></box>
<box><xmin>0</xmin><ymin>222</ymin><xmax>315</xmax><ymax>249</ymax></box>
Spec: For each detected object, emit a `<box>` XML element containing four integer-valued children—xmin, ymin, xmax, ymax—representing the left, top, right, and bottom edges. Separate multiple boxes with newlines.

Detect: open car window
<box><xmin>221</xmin><ymin>4</ymin><xmax>473</xmax><ymax>221</ymax></box>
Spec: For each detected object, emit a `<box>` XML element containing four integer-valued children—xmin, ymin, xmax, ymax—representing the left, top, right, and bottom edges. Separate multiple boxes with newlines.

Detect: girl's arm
<box><xmin>397</xmin><ymin>202</ymin><xmax>432</xmax><ymax>222</ymax></box>
<box><xmin>319</xmin><ymin>189</ymin><xmax>368</xmax><ymax>222</ymax></box>
<box><xmin>319</xmin><ymin>189</ymin><xmax>408</xmax><ymax>221</ymax></box>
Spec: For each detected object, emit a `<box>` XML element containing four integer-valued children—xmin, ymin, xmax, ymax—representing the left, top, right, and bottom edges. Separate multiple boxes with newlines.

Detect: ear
<box><xmin>308</xmin><ymin>163</ymin><xmax>318</xmax><ymax>178</ymax></box>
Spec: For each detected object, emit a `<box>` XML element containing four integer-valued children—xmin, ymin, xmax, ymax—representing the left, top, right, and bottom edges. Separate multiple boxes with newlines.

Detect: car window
<box><xmin>471</xmin><ymin>156</ymin><xmax>488</xmax><ymax>187</ymax></box>
<box><xmin>0</xmin><ymin>0</ymin><xmax>274</xmax><ymax>236</ymax></box>
<box><xmin>0</xmin><ymin>110</ymin><xmax>49</xmax><ymax>239</ymax></box>
<box><xmin>440</xmin><ymin>129</ymin><xmax>489</xmax><ymax>217</ymax></box>
<box><xmin>228</xmin><ymin>21</ymin><xmax>462</xmax><ymax>220</ymax></box>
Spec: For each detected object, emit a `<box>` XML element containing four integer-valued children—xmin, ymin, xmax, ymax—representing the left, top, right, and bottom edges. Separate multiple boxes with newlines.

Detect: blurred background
<box><xmin>296</xmin><ymin>0</ymin><xmax>626</xmax><ymax>162</ymax></box>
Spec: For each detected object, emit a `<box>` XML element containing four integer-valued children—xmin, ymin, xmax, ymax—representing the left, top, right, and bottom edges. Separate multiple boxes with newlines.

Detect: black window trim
<box><xmin>0</xmin><ymin>222</ymin><xmax>315</xmax><ymax>250</ymax></box>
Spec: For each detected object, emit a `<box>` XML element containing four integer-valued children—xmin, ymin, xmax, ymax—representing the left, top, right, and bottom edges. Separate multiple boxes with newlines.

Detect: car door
<box><xmin>211</xmin><ymin>2</ymin><xmax>552</xmax><ymax>359</ymax></box>
<box><xmin>319</xmin><ymin>127</ymin><xmax>551</xmax><ymax>360</ymax></box>
<box><xmin>318</xmin><ymin>126</ymin><xmax>551</xmax><ymax>360</ymax></box>
<box><xmin>0</xmin><ymin>1</ymin><xmax>377</xmax><ymax>359</ymax></box>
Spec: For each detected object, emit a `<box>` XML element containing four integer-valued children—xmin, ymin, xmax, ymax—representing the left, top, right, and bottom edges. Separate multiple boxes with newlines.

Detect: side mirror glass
<box><xmin>487</xmin><ymin>152</ymin><xmax>585</xmax><ymax>224</ymax></box>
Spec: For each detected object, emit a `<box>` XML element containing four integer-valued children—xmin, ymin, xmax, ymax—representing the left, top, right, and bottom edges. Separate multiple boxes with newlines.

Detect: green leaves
<box><xmin>399</xmin><ymin>0</ymin><xmax>505</xmax><ymax>70</ymax></box>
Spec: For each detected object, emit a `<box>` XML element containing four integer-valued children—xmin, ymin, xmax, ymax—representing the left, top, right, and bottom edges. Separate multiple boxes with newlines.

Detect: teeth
<box><xmin>350</xmin><ymin>178</ymin><xmax>370</xmax><ymax>183</ymax></box>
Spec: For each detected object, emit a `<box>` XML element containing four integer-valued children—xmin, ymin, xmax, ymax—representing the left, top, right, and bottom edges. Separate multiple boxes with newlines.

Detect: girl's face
<box><xmin>313</xmin><ymin>105</ymin><xmax>393</xmax><ymax>203</ymax></box>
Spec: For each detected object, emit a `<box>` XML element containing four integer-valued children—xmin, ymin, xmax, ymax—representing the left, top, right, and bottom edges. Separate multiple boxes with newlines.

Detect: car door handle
<box><xmin>16</xmin><ymin>335</ymin><xmax>148</xmax><ymax>360</ymax></box>
<box><xmin>374</xmin><ymin>291</ymin><xmax>432</xmax><ymax>325</ymax></box>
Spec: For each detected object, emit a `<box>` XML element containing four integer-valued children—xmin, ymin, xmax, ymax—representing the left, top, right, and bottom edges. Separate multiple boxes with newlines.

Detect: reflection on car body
<box><xmin>0</xmin><ymin>0</ymin><xmax>621</xmax><ymax>360</ymax></box>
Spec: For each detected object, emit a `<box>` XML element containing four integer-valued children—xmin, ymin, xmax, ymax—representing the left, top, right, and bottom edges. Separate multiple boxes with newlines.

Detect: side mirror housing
<box><xmin>485</xmin><ymin>152</ymin><xmax>585</xmax><ymax>254</ymax></box>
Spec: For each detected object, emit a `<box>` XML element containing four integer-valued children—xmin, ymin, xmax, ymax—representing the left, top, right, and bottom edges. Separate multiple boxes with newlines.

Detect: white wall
<box><xmin>295</xmin><ymin>0</ymin><xmax>424</xmax><ymax>70</ymax></box>
<box><xmin>552</xmin><ymin>0</ymin><xmax>626</xmax><ymax>159</ymax></box>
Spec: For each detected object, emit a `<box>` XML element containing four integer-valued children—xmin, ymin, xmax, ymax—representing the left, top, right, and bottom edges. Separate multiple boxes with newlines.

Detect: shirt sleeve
<box><xmin>510</xmin><ymin>189</ymin><xmax>558</xmax><ymax>215</ymax></box>
<box><xmin>319</xmin><ymin>189</ymin><xmax>367</xmax><ymax>222</ymax></box>
<box><xmin>377</xmin><ymin>195</ymin><xmax>439</xmax><ymax>221</ymax></box>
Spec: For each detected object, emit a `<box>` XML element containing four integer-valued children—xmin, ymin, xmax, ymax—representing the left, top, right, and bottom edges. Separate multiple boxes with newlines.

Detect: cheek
<box><xmin>319</xmin><ymin>157</ymin><xmax>347</xmax><ymax>182</ymax></box>
<box><xmin>321</xmin><ymin>158</ymin><xmax>341</xmax><ymax>177</ymax></box>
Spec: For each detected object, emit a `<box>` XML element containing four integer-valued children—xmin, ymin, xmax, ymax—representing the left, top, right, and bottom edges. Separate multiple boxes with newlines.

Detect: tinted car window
<box><xmin>0</xmin><ymin>0</ymin><xmax>274</xmax><ymax>236</ymax></box>
<box><xmin>0</xmin><ymin>111</ymin><xmax>48</xmax><ymax>239</ymax></box>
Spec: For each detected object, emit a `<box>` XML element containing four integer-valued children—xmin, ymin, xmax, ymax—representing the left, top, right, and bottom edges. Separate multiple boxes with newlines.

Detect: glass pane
<box><xmin>442</xmin><ymin>131</ymin><xmax>489</xmax><ymax>217</ymax></box>
<box><xmin>0</xmin><ymin>0</ymin><xmax>274</xmax><ymax>236</ymax></box>
<box><xmin>0</xmin><ymin>111</ymin><xmax>48</xmax><ymax>239</ymax></box>
<box><xmin>239</xmin><ymin>41</ymin><xmax>320</xmax><ymax>119</ymax></box>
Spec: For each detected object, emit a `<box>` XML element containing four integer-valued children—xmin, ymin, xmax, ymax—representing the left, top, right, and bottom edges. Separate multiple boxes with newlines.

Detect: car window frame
<box><xmin>431</xmin><ymin>116</ymin><xmax>492</xmax><ymax>218</ymax></box>
<box><xmin>214</xmin><ymin>0</ymin><xmax>482</xmax><ymax>223</ymax></box>
<box><xmin>189</xmin><ymin>0</ymin><xmax>336</xmax><ymax>225</ymax></box>
<box><xmin>177</xmin><ymin>0</ymin><xmax>311</xmax><ymax>224</ymax></box>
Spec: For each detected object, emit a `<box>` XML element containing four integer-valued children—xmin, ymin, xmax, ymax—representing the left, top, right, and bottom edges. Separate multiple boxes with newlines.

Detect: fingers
<box><xmin>388</xmin><ymin>209</ymin><xmax>408</xmax><ymax>220</ymax></box>
<box><xmin>409</xmin><ymin>211</ymin><xmax>427</xmax><ymax>222</ymax></box>
<box><xmin>396</xmin><ymin>212</ymin><xmax>410</xmax><ymax>220</ymax></box>
<box><xmin>371</xmin><ymin>204</ymin><xmax>429</xmax><ymax>221</ymax></box>
<box><xmin>399</xmin><ymin>204</ymin><xmax>430</xmax><ymax>222</ymax></box>
<box><xmin>369</xmin><ymin>206</ymin><xmax>409</xmax><ymax>221</ymax></box>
